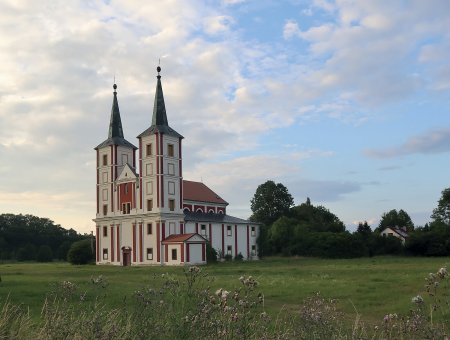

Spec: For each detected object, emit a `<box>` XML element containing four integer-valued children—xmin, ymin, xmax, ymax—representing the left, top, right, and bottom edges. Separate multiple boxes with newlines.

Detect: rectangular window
<box><xmin>103</xmin><ymin>248</ymin><xmax>108</xmax><ymax>260</ymax></box>
<box><xmin>147</xmin><ymin>199</ymin><xmax>153</xmax><ymax>211</ymax></box>
<box><xmin>168</xmin><ymin>144</ymin><xmax>174</xmax><ymax>157</ymax></box>
<box><xmin>103</xmin><ymin>226</ymin><xmax>107</xmax><ymax>237</ymax></box>
<box><xmin>147</xmin><ymin>248</ymin><xmax>153</xmax><ymax>260</ymax></box>
<box><xmin>103</xmin><ymin>154</ymin><xmax>107</xmax><ymax>166</ymax></box>
<box><xmin>227</xmin><ymin>245</ymin><xmax>232</xmax><ymax>255</ymax></box>
<box><xmin>251</xmin><ymin>245</ymin><xmax>256</xmax><ymax>256</ymax></box>
<box><xmin>147</xmin><ymin>223</ymin><xmax>153</xmax><ymax>235</ymax></box>
<box><xmin>169</xmin><ymin>222</ymin><xmax>176</xmax><ymax>234</ymax></box>
<box><xmin>169</xmin><ymin>199</ymin><xmax>175</xmax><ymax>211</ymax></box>
<box><xmin>103</xmin><ymin>205</ymin><xmax>108</xmax><ymax>216</ymax></box>
<box><xmin>168</xmin><ymin>163</ymin><xmax>175</xmax><ymax>175</ymax></box>
<box><xmin>146</xmin><ymin>163</ymin><xmax>153</xmax><ymax>176</ymax></box>
<box><xmin>251</xmin><ymin>226</ymin><xmax>256</xmax><ymax>237</ymax></box>
<box><xmin>121</xmin><ymin>154</ymin><xmax>128</xmax><ymax>165</ymax></box>
<box><xmin>227</xmin><ymin>225</ymin><xmax>232</xmax><ymax>236</ymax></box>
<box><xmin>146</xmin><ymin>144</ymin><xmax>152</xmax><ymax>156</ymax></box>
<box><xmin>122</xmin><ymin>203</ymin><xmax>131</xmax><ymax>214</ymax></box>
<box><xmin>168</xmin><ymin>181</ymin><xmax>175</xmax><ymax>195</ymax></box>
<box><xmin>171</xmin><ymin>248</ymin><xmax>177</xmax><ymax>260</ymax></box>
<box><xmin>201</xmin><ymin>224</ymin><xmax>207</xmax><ymax>237</ymax></box>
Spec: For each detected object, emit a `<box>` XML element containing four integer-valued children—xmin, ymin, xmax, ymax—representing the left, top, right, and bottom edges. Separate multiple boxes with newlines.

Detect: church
<box><xmin>93</xmin><ymin>67</ymin><xmax>259</xmax><ymax>266</ymax></box>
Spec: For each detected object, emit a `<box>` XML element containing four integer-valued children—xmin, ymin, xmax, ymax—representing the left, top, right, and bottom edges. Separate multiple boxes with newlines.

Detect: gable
<box><xmin>117</xmin><ymin>163</ymin><xmax>138</xmax><ymax>182</ymax></box>
<box><xmin>186</xmin><ymin>234</ymin><xmax>207</xmax><ymax>243</ymax></box>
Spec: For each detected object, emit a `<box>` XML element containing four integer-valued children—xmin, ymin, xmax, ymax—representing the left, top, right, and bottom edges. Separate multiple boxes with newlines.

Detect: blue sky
<box><xmin>0</xmin><ymin>0</ymin><xmax>449</xmax><ymax>233</ymax></box>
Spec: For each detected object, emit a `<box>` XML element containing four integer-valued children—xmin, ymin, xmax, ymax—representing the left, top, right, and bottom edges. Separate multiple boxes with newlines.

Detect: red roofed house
<box><xmin>93</xmin><ymin>67</ymin><xmax>259</xmax><ymax>266</ymax></box>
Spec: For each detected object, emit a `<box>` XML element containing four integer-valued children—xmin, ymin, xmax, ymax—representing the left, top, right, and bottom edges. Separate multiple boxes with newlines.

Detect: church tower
<box><xmin>136</xmin><ymin>66</ymin><xmax>185</xmax><ymax>262</ymax></box>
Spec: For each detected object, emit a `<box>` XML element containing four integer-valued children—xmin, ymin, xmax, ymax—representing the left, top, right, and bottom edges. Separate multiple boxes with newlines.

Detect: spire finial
<box><xmin>113</xmin><ymin>83</ymin><xmax>117</xmax><ymax>93</ymax></box>
<box><xmin>157</xmin><ymin>64</ymin><xmax>161</xmax><ymax>78</ymax></box>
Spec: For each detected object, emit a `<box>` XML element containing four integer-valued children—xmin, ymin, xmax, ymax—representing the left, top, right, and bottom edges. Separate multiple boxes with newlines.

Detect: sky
<box><xmin>1</xmin><ymin>0</ymin><xmax>449</xmax><ymax>234</ymax></box>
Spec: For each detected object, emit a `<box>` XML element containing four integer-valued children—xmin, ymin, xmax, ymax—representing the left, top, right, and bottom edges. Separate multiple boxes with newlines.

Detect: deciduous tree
<box><xmin>431</xmin><ymin>188</ymin><xmax>450</xmax><ymax>226</ymax></box>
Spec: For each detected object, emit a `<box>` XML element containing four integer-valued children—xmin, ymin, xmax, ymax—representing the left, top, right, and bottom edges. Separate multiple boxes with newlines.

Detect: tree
<box><xmin>356</xmin><ymin>221</ymin><xmax>372</xmax><ymax>237</ymax></box>
<box><xmin>36</xmin><ymin>245</ymin><xmax>53</xmax><ymax>262</ymax></box>
<box><xmin>431</xmin><ymin>188</ymin><xmax>450</xmax><ymax>226</ymax></box>
<box><xmin>250</xmin><ymin>180</ymin><xmax>294</xmax><ymax>226</ymax></box>
<box><xmin>376</xmin><ymin>209</ymin><xmax>414</xmax><ymax>232</ymax></box>
<box><xmin>67</xmin><ymin>239</ymin><xmax>94</xmax><ymax>265</ymax></box>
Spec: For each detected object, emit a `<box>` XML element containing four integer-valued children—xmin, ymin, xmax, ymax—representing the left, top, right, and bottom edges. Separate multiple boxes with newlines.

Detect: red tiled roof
<box><xmin>162</xmin><ymin>233</ymin><xmax>206</xmax><ymax>244</ymax></box>
<box><xmin>183</xmin><ymin>180</ymin><xmax>228</xmax><ymax>205</ymax></box>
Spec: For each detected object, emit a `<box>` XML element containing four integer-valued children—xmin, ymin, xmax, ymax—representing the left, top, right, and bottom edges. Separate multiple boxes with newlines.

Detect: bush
<box><xmin>234</xmin><ymin>252</ymin><xmax>244</xmax><ymax>261</ymax></box>
<box><xmin>36</xmin><ymin>245</ymin><xmax>53</xmax><ymax>262</ymax></box>
<box><xmin>205</xmin><ymin>243</ymin><xmax>217</xmax><ymax>263</ymax></box>
<box><xmin>224</xmin><ymin>254</ymin><xmax>232</xmax><ymax>261</ymax></box>
<box><xmin>67</xmin><ymin>239</ymin><xmax>94</xmax><ymax>265</ymax></box>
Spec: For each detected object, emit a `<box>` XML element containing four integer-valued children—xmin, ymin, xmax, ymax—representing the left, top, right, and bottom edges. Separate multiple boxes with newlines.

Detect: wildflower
<box><xmin>438</xmin><ymin>267</ymin><xmax>448</xmax><ymax>278</ymax></box>
<box><xmin>221</xmin><ymin>290</ymin><xmax>230</xmax><ymax>299</ymax></box>
<box><xmin>239</xmin><ymin>276</ymin><xmax>244</xmax><ymax>282</ymax></box>
<box><xmin>411</xmin><ymin>295</ymin><xmax>424</xmax><ymax>304</ymax></box>
<box><xmin>215</xmin><ymin>288</ymin><xmax>223</xmax><ymax>297</ymax></box>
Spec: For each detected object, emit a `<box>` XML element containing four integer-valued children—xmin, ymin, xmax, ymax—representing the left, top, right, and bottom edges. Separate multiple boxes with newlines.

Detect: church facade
<box><xmin>93</xmin><ymin>67</ymin><xmax>259</xmax><ymax>266</ymax></box>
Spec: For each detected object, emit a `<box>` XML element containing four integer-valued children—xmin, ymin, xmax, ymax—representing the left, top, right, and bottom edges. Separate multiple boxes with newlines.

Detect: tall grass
<box><xmin>1</xmin><ymin>265</ymin><xmax>449</xmax><ymax>339</ymax></box>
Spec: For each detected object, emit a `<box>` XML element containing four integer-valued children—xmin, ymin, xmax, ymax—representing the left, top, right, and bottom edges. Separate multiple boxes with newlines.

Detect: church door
<box><xmin>122</xmin><ymin>249</ymin><xmax>131</xmax><ymax>266</ymax></box>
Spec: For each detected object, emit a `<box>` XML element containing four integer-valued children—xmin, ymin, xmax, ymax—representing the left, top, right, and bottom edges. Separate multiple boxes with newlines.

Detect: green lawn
<box><xmin>0</xmin><ymin>256</ymin><xmax>447</xmax><ymax>325</ymax></box>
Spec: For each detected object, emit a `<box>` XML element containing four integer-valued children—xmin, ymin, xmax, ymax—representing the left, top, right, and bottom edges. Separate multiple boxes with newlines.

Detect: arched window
<box><xmin>183</xmin><ymin>207</ymin><xmax>190</xmax><ymax>213</ymax></box>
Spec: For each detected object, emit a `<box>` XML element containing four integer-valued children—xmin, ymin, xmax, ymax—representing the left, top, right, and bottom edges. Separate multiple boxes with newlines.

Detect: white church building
<box><xmin>93</xmin><ymin>67</ymin><xmax>259</xmax><ymax>266</ymax></box>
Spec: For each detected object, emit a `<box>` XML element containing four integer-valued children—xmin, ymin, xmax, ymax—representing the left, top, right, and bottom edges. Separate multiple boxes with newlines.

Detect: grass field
<box><xmin>0</xmin><ymin>256</ymin><xmax>448</xmax><ymax>326</ymax></box>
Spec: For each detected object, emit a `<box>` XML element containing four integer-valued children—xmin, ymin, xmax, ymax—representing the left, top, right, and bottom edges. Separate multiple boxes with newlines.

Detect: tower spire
<box><xmin>151</xmin><ymin>66</ymin><xmax>169</xmax><ymax>126</ymax></box>
<box><xmin>108</xmin><ymin>83</ymin><xmax>124</xmax><ymax>138</ymax></box>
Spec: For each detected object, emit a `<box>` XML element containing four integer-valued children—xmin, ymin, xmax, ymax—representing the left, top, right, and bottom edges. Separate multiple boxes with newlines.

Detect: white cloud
<box><xmin>283</xmin><ymin>19</ymin><xmax>301</xmax><ymax>40</ymax></box>
<box><xmin>203</xmin><ymin>15</ymin><xmax>234</xmax><ymax>35</ymax></box>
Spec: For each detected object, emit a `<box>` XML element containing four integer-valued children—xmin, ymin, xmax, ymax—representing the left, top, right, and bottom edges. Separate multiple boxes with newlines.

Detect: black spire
<box><xmin>151</xmin><ymin>66</ymin><xmax>169</xmax><ymax>126</ymax></box>
<box><xmin>108</xmin><ymin>83</ymin><xmax>124</xmax><ymax>138</ymax></box>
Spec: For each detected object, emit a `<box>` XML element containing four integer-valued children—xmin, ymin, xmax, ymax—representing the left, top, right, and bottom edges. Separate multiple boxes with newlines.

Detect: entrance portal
<box><xmin>122</xmin><ymin>247</ymin><xmax>131</xmax><ymax>266</ymax></box>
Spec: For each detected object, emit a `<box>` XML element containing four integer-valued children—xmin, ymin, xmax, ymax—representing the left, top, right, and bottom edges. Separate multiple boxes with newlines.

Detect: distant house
<box><xmin>380</xmin><ymin>227</ymin><xmax>409</xmax><ymax>245</ymax></box>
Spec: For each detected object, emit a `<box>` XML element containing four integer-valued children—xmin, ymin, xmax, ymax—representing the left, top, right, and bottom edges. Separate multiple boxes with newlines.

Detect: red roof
<box><xmin>183</xmin><ymin>180</ymin><xmax>228</xmax><ymax>205</ymax></box>
<box><xmin>162</xmin><ymin>233</ymin><xmax>206</xmax><ymax>244</ymax></box>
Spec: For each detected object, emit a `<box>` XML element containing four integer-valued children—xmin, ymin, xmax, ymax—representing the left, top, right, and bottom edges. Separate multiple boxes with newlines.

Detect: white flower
<box><xmin>411</xmin><ymin>295</ymin><xmax>424</xmax><ymax>304</ymax></box>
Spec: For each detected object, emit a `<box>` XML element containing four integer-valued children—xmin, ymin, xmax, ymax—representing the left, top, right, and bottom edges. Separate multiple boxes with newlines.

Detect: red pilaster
<box><xmin>139</xmin><ymin>223</ymin><xmax>143</xmax><ymax>262</ymax></box>
<box><xmin>139</xmin><ymin>138</ymin><xmax>143</xmax><ymax>209</ymax></box>
<box><xmin>114</xmin><ymin>145</ymin><xmax>118</xmax><ymax>179</ymax></box>
<box><xmin>195</xmin><ymin>223</ymin><xmax>198</xmax><ymax>234</ymax></box>
<box><xmin>133</xmin><ymin>149</ymin><xmax>136</xmax><ymax>168</ymax></box>
<box><xmin>111</xmin><ymin>225</ymin><xmax>115</xmax><ymax>262</ymax></box>
<box><xmin>116</xmin><ymin>225</ymin><xmax>120</xmax><ymax>263</ymax></box>
<box><xmin>96</xmin><ymin>226</ymin><xmax>99</xmax><ymax>262</ymax></box>
<box><xmin>181</xmin><ymin>243</ymin><xmax>185</xmax><ymax>263</ymax></box>
<box><xmin>202</xmin><ymin>243</ymin><xmax>206</xmax><ymax>262</ymax></box>
<box><xmin>96</xmin><ymin>150</ymin><xmax>99</xmax><ymax>214</ymax></box>
<box><xmin>165</xmin><ymin>244</ymin><xmax>168</xmax><ymax>262</ymax></box>
<box><xmin>132</xmin><ymin>183</ymin><xmax>136</xmax><ymax>209</ymax></box>
<box><xmin>160</xmin><ymin>133</ymin><xmax>164</xmax><ymax>208</ymax></box>
<box><xmin>180</xmin><ymin>222</ymin><xmax>184</xmax><ymax>234</ymax></box>
<box><xmin>179</xmin><ymin>138</ymin><xmax>183</xmax><ymax>209</ymax></box>
<box><xmin>156</xmin><ymin>133</ymin><xmax>160</xmax><ymax>208</ymax></box>
<box><xmin>156</xmin><ymin>222</ymin><xmax>160</xmax><ymax>262</ymax></box>
<box><xmin>209</xmin><ymin>223</ymin><xmax>212</xmax><ymax>242</ymax></box>
<box><xmin>110</xmin><ymin>145</ymin><xmax>114</xmax><ymax>212</ymax></box>
<box><xmin>162</xmin><ymin>222</ymin><xmax>166</xmax><ymax>240</ymax></box>
<box><xmin>234</xmin><ymin>225</ymin><xmax>238</xmax><ymax>257</ymax></box>
<box><xmin>132</xmin><ymin>223</ymin><xmax>136</xmax><ymax>263</ymax></box>
<box><xmin>186</xmin><ymin>244</ymin><xmax>190</xmax><ymax>262</ymax></box>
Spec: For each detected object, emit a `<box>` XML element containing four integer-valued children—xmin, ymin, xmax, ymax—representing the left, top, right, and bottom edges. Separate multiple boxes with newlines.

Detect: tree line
<box><xmin>250</xmin><ymin>181</ymin><xmax>450</xmax><ymax>258</ymax></box>
<box><xmin>0</xmin><ymin>213</ymin><xmax>89</xmax><ymax>262</ymax></box>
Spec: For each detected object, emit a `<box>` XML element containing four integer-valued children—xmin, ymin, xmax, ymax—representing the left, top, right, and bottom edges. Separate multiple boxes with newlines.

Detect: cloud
<box><xmin>203</xmin><ymin>15</ymin><xmax>234</xmax><ymax>35</ymax></box>
<box><xmin>365</xmin><ymin>127</ymin><xmax>450</xmax><ymax>159</ymax></box>
<box><xmin>283</xmin><ymin>20</ymin><xmax>301</xmax><ymax>40</ymax></box>
<box><xmin>288</xmin><ymin>179</ymin><xmax>361</xmax><ymax>203</ymax></box>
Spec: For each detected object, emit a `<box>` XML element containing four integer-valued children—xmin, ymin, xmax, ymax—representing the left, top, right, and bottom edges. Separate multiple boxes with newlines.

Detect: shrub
<box><xmin>224</xmin><ymin>254</ymin><xmax>232</xmax><ymax>261</ymax></box>
<box><xmin>234</xmin><ymin>252</ymin><xmax>244</xmax><ymax>261</ymax></box>
<box><xmin>205</xmin><ymin>243</ymin><xmax>217</xmax><ymax>263</ymax></box>
<box><xmin>67</xmin><ymin>239</ymin><xmax>94</xmax><ymax>265</ymax></box>
<box><xmin>36</xmin><ymin>245</ymin><xmax>53</xmax><ymax>262</ymax></box>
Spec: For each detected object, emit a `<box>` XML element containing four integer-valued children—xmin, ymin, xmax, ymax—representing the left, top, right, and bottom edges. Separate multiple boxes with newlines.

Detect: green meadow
<box><xmin>0</xmin><ymin>256</ymin><xmax>447</xmax><ymax>325</ymax></box>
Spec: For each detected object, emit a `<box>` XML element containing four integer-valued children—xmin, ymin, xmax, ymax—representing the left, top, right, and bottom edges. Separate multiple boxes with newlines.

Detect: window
<box><xmin>168</xmin><ymin>144</ymin><xmax>174</xmax><ymax>157</ymax></box>
<box><xmin>251</xmin><ymin>226</ymin><xmax>256</xmax><ymax>237</ymax></box>
<box><xmin>168</xmin><ymin>163</ymin><xmax>175</xmax><ymax>175</ymax></box>
<box><xmin>227</xmin><ymin>225</ymin><xmax>232</xmax><ymax>236</ymax></box>
<box><xmin>122</xmin><ymin>202</ymin><xmax>131</xmax><ymax>214</ymax></box>
<box><xmin>103</xmin><ymin>248</ymin><xmax>108</xmax><ymax>260</ymax></box>
<box><xmin>146</xmin><ymin>144</ymin><xmax>152</xmax><ymax>156</ymax></box>
<box><xmin>201</xmin><ymin>224</ymin><xmax>207</xmax><ymax>236</ymax></box>
<box><xmin>171</xmin><ymin>248</ymin><xmax>177</xmax><ymax>260</ymax></box>
<box><xmin>147</xmin><ymin>223</ymin><xmax>153</xmax><ymax>235</ymax></box>
<box><xmin>169</xmin><ymin>222</ymin><xmax>176</xmax><ymax>234</ymax></box>
<box><xmin>146</xmin><ymin>163</ymin><xmax>153</xmax><ymax>176</ymax></box>
<box><xmin>103</xmin><ymin>226</ymin><xmax>108</xmax><ymax>237</ymax></box>
<box><xmin>147</xmin><ymin>248</ymin><xmax>153</xmax><ymax>260</ymax></box>
<box><xmin>121</xmin><ymin>154</ymin><xmax>128</xmax><ymax>165</ymax></box>
<box><xmin>103</xmin><ymin>205</ymin><xmax>108</xmax><ymax>216</ymax></box>
<box><xmin>168</xmin><ymin>181</ymin><xmax>175</xmax><ymax>195</ymax></box>
<box><xmin>227</xmin><ymin>245</ymin><xmax>232</xmax><ymax>255</ymax></box>
<box><xmin>169</xmin><ymin>199</ymin><xmax>175</xmax><ymax>211</ymax></box>
<box><xmin>251</xmin><ymin>245</ymin><xmax>256</xmax><ymax>256</ymax></box>
<box><xmin>103</xmin><ymin>154</ymin><xmax>107</xmax><ymax>166</ymax></box>
<box><xmin>147</xmin><ymin>199</ymin><xmax>153</xmax><ymax>211</ymax></box>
